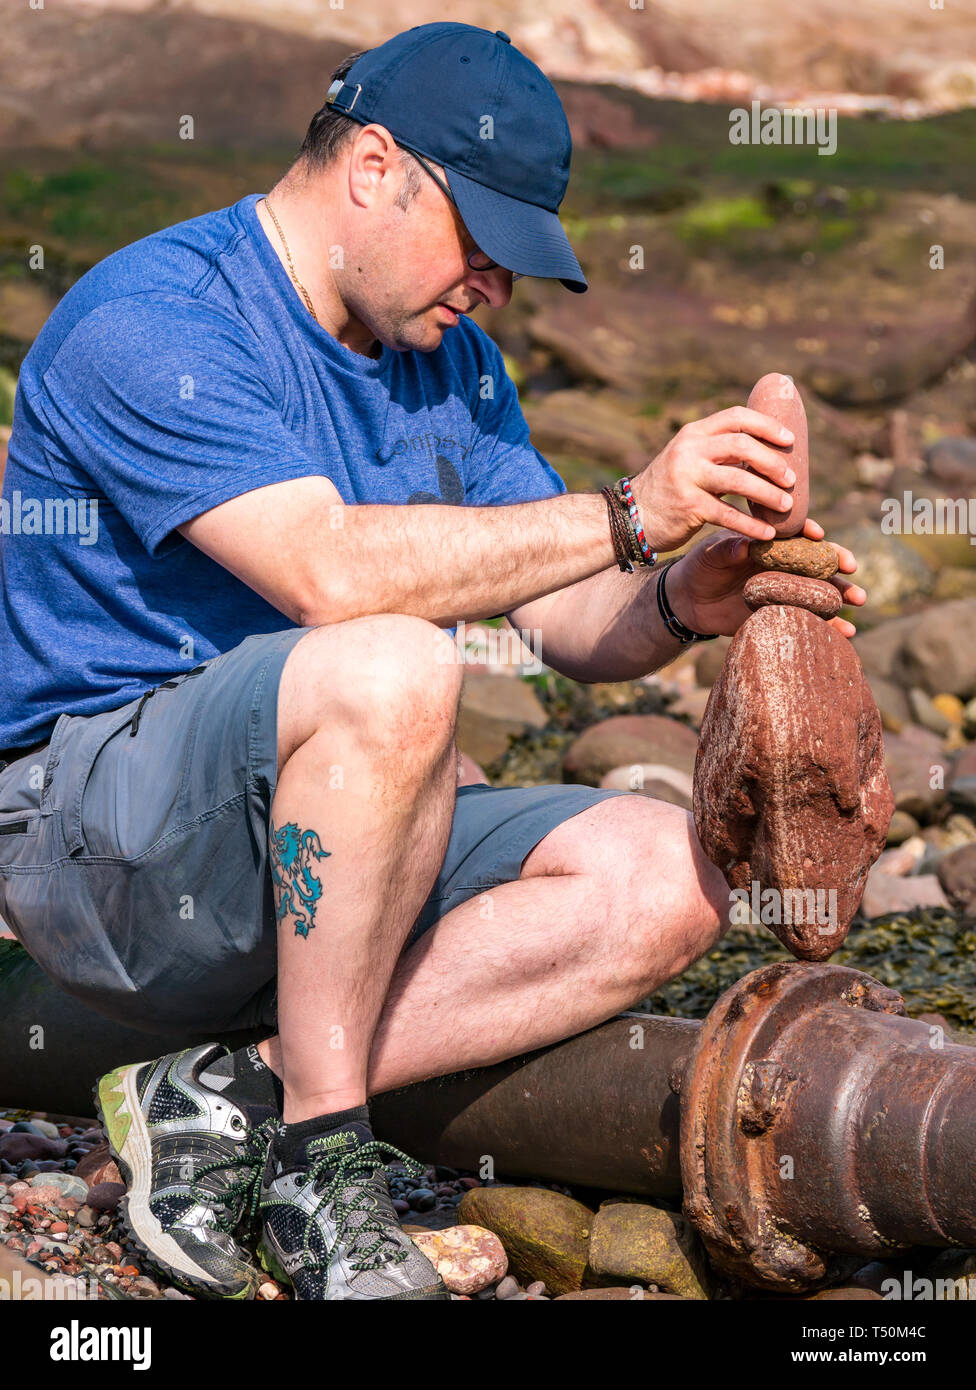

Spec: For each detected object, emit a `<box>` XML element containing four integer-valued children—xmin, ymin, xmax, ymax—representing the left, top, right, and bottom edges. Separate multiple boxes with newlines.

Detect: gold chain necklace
<box><xmin>264</xmin><ymin>197</ymin><xmax>319</xmax><ymax>323</ymax></box>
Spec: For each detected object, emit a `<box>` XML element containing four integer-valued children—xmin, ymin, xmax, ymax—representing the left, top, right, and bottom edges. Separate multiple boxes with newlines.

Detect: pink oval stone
<box><xmin>410</xmin><ymin>1224</ymin><xmax>508</xmax><ymax>1294</ymax></box>
<box><xmin>746</xmin><ymin>373</ymin><xmax>809</xmax><ymax>538</ymax></box>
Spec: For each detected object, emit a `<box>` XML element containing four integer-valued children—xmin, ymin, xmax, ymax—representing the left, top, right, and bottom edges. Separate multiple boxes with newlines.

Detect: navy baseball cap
<box><xmin>324</xmin><ymin>22</ymin><xmax>587</xmax><ymax>293</ymax></box>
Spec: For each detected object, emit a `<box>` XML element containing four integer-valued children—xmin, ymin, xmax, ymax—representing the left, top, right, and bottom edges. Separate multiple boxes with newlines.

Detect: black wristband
<box><xmin>656</xmin><ymin>559</ymin><xmax>719</xmax><ymax>644</ymax></box>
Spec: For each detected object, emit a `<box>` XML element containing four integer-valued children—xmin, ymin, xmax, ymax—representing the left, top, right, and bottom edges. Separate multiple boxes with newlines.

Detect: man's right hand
<box><xmin>629</xmin><ymin>407</ymin><xmax>799</xmax><ymax>554</ymax></box>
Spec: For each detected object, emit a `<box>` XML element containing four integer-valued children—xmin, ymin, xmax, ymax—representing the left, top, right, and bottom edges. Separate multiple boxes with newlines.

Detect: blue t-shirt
<box><xmin>0</xmin><ymin>193</ymin><xmax>566</xmax><ymax>748</ymax></box>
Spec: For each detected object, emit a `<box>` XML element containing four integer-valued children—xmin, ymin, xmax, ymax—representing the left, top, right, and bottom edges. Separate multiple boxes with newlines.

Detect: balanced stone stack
<box><xmin>693</xmin><ymin>374</ymin><xmax>894</xmax><ymax>960</ymax></box>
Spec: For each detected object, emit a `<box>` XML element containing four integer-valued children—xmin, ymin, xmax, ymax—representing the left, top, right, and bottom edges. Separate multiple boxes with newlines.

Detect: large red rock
<box><xmin>693</xmin><ymin>606</ymin><xmax>893</xmax><ymax>960</ymax></box>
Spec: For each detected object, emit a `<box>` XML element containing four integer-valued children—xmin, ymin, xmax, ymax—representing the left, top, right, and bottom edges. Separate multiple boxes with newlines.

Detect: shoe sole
<box><xmin>94</xmin><ymin>1062</ymin><xmax>257</xmax><ymax>1301</ymax></box>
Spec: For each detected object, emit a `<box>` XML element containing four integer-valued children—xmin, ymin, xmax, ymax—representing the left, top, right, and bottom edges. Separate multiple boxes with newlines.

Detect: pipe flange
<box><xmin>679</xmin><ymin>961</ymin><xmax>905</xmax><ymax>1292</ymax></box>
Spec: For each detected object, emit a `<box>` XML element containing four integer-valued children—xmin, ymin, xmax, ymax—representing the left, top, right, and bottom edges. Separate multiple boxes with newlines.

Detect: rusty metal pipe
<box><xmin>680</xmin><ymin>962</ymin><xmax>976</xmax><ymax>1290</ymax></box>
<box><xmin>371</xmin><ymin>1012</ymin><xmax>697</xmax><ymax>1198</ymax></box>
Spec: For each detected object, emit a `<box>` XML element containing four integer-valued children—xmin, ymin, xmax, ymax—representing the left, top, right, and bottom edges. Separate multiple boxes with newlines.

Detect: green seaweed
<box><xmin>642</xmin><ymin>908</ymin><xmax>976</xmax><ymax>1036</ymax></box>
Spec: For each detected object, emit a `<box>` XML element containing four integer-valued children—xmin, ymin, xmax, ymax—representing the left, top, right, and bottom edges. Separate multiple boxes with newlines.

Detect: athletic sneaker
<box><xmin>258</xmin><ymin>1117</ymin><xmax>450</xmax><ymax>1300</ymax></box>
<box><xmin>94</xmin><ymin>1043</ymin><xmax>278</xmax><ymax>1299</ymax></box>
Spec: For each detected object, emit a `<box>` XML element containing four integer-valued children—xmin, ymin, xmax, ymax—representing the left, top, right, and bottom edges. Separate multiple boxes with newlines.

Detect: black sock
<box><xmin>198</xmin><ymin>1043</ymin><xmax>285</xmax><ymax>1122</ymax></box>
<box><xmin>273</xmin><ymin>1103</ymin><xmax>372</xmax><ymax>1172</ymax></box>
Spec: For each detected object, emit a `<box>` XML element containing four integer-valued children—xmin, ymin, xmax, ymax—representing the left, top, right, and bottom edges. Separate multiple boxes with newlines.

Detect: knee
<box><xmin>588</xmin><ymin>799</ymin><xmax>732</xmax><ymax>997</ymax></box>
<box><xmin>279</xmin><ymin>615</ymin><xmax>462</xmax><ymax>763</ymax></box>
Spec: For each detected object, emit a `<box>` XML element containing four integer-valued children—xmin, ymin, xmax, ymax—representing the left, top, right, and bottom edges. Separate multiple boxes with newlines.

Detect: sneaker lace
<box><xmin>301</xmin><ymin>1141</ymin><xmax>424</xmax><ymax>1274</ymax></box>
<box><xmin>190</xmin><ymin>1117</ymin><xmax>279</xmax><ymax>1237</ymax></box>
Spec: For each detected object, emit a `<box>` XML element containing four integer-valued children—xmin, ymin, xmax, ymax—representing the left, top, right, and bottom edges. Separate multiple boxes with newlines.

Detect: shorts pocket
<box><xmin>61</xmin><ymin>703</ymin><xmax>142</xmax><ymax>858</ymax></box>
<box><xmin>0</xmin><ymin>809</ymin><xmax>64</xmax><ymax>872</ymax></box>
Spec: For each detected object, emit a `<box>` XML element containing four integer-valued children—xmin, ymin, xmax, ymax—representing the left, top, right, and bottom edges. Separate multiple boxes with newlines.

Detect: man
<box><xmin>0</xmin><ymin>23</ymin><xmax>863</xmax><ymax>1300</ymax></box>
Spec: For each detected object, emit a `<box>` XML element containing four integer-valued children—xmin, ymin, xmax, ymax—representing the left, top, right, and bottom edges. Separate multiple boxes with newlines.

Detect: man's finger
<box><xmin>704</xmin><ymin>462</ymin><xmax>795</xmax><ymax>513</ymax></box>
<box><xmin>693</xmin><ymin>406</ymin><xmax>795</xmax><ymax>446</ymax></box>
<box><xmin>704</xmin><ymin>497</ymin><xmax>776</xmax><ymax>540</ymax></box>
<box><xmin>831</xmin><ymin>575</ymin><xmax>866</xmax><ymax>605</ymax></box>
<box><xmin>825</xmin><ymin>541</ymin><xmax>857</xmax><ymax>574</ymax></box>
<box><xmin>705</xmin><ymin>434</ymin><xmax>797</xmax><ymax>486</ymax></box>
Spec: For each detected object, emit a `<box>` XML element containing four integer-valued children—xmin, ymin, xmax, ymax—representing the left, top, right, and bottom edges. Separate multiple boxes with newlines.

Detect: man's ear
<box><xmin>347</xmin><ymin>123</ymin><xmax>400</xmax><ymax>209</ymax></box>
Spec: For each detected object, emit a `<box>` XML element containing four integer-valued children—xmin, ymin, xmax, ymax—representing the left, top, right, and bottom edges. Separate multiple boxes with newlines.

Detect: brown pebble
<box><xmin>748</xmin><ymin>537</ymin><xmax>839</xmax><ymax>579</ymax></box>
<box><xmin>744</xmin><ymin>572</ymin><xmax>842</xmax><ymax>619</ymax></box>
<box><xmin>86</xmin><ymin>1181</ymin><xmax>125</xmax><ymax>1212</ymax></box>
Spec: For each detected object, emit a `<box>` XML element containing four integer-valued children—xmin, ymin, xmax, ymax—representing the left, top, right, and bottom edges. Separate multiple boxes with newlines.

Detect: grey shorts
<box><xmin>0</xmin><ymin>628</ymin><xmax>629</xmax><ymax>1035</ymax></box>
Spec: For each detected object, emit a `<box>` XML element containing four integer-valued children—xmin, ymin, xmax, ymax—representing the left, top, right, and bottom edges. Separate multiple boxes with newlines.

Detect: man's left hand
<box><xmin>664</xmin><ymin>517</ymin><xmax>865</xmax><ymax>640</ymax></box>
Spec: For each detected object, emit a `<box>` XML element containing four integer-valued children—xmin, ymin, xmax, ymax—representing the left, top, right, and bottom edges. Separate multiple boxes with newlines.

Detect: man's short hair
<box><xmin>299</xmin><ymin>51</ymin><xmax>370</xmax><ymax>168</ymax></box>
<box><xmin>298</xmin><ymin>50</ymin><xmax>422</xmax><ymax>210</ymax></box>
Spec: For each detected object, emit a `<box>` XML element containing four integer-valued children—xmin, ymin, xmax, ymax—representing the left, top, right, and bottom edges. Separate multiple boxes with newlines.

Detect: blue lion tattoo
<box><xmin>269</xmin><ymin>820</ymin><xmax>332</xmax><ymax>939</ymax></box>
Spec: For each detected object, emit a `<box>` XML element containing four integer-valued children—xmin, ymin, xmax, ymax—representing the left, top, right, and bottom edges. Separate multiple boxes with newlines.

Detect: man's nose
<box><xmin>464</xmin><ymin>266</ymin><xmax>514</xmax><ymax>309</ymax></box>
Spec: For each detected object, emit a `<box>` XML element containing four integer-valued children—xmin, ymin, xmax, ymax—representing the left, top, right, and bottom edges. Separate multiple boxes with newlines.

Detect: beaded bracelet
<box><xmin>614</xmin><ymin>477</ymin><xmax>656</xmax><ymax>566</ymax></box>
<box><xmin>602</xmin><ymin>478</ymin><xmax>658</xmax><ymax>573</ymax></box>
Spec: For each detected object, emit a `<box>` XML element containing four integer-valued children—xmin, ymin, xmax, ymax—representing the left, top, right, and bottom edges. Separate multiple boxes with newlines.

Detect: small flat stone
<box><xmin>748</xmin><ymin>537</ymin><xmax>839</xmax><ymax>579</ymax></box>
<box><xmin>29</xmin><ymin>1171</ymin><xmax>89</xmax><ymax>1202</ymax></box>
<box><xmin>563</xmin><ymin>714</ymin><xmax>700</xmax><ymax>786</ymax></box>
<box><xmin>0</xmin><ymin>1133</ymin><xmax>68</xmax><ymax>1164</ymax></box>
<box><xmin>25</xmin><ymin>1120</ymin><xmax>61</xmax><ymax>1141</ymax></box>
<box><xmin>744</xmin><ymin>572</ymin><xmax>841</xmax><ymax>619</ymax></box>
<box><xmin>24</xmin><ymin>1184</ymin><xmax>67</xmax><ymax>1207</ymax></box>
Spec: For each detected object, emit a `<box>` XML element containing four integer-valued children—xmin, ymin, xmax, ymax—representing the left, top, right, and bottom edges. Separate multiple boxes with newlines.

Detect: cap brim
<box><xmin>445</xmin><ymin>167</ymin><xmax>587</xmax><ymax>293</ymax></box>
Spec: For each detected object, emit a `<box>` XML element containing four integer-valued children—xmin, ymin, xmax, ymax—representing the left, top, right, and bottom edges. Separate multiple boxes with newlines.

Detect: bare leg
<box><xmin>259</xmin><ymin>797</ymin><xmax>730</xmax><ymax>1096</ymax></box>
<box><xmin>268</xmin><ymin>615</ymin><xmax>463</xmax><ymax>1123</ymax></box>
